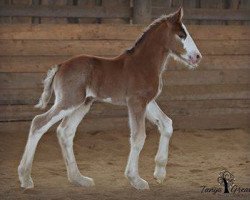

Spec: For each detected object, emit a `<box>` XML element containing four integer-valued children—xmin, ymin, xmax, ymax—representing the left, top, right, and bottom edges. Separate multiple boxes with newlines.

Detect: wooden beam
<box><xmin>133</xmin><ymin>0</ymin><xmax>151</xmax><ymax>24</ymax></box>
<box><xmin>0</xmin><ymin>40</ymin><xmax>249</xmax><ymax>56</ymax></box>
<box><xmin>1</xmin><ymin>84</ymin><xmax>250</xmax><ymax>105</ymax></box>
<box><xmin>1</xmin><ymin>69</ymin><xmax>250</xmax><ymax>90</ymax></box>
<box><xmin>152</xmin><ymin>7</ymin><xmax>250</xmax><ymax>21</ymax></box>
<box><xmin>0</xmin><ymin>5</ymin><xmax>131</xmax><ymax>18</ymax></box>
<box><xmin>31</xmin><ymin>0</ymin><xmax>41</xmax><ymax>24</ymax></box>
<box><xmin>1</xmin><ymin>100</ymin><xmax>250</xmax><ymax>122</ymax></box>
<box><xmin>1</xmin><ymin>55</ymin><xmax>250</xmax><ymax>73</ymax></box>
<box><xmin>0</xmin><ymin>111</ymin><xmax>249</xmax><ymax>132</ymax></box>
<box><xmin>1</xmin><ymin>24</ymin><xmax>249</xmax><ymax>40</ymax></box>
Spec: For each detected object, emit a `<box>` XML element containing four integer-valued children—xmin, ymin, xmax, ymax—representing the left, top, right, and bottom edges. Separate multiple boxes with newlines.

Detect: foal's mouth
<box><xmin>180</xmin><ymin>56</ymin><xmax>199</xmax><ymax>69</ymax></box>
<box><xmin>170</xmin><ymin>52</ymin><xmax>199</xmax><ymax>69</ymax></box>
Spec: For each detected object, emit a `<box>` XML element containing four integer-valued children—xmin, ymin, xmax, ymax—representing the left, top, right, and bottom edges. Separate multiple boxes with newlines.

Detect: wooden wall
<box><xmin>0</xmin><ymin>0</ymin><xmax>250</xmax><ymax>25</ymax></box>
<box><xmin>0</xmin><ymin>24</ymin><xmax>249</xmax><ymax>132</ymax></box>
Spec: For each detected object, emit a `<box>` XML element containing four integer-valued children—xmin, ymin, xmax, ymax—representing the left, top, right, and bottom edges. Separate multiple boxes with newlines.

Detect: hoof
<box><xmin>20</xmin><ymin>176</ymin><xmax>34</xmax><ymax>189</ymax></box>
<box><xmin>130</xmin><ymin>178</ymin><xmax>150</xmax><ymax>190</ymax></box>
<box><xmin>18</xmin><ymin>166</ymin><xmax>34</xmax><ymax>189</ymax></box>
<box><xmin>154</xmin><ymin>166</ymin><xmax>166</xmax><ymax>184</ymax></box>
<box><xmin>70</xmin><ymin>176</ymin><xmax>95</xmax><ymax>187</ymax></box>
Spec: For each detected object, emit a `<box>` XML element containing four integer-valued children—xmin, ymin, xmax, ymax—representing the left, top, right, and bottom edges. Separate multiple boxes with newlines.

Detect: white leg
<box><xmin>18</xmin><ymin>105</ymin><xmax>74</xmax><ymax>188</ymax></box>
<box><xmin>125</xmin><ymin>98</ymin><xmax>149</xmax><ymax>190</ymax></box>
<box><xmin>57</xmin><ymin>103</ymin><xmax>94</xmax><ymax>187</ymax></box>
<box><xmin>146</xmin><ymin>100</ymin><xmax>173</xmax><ymax>183</ymax></box>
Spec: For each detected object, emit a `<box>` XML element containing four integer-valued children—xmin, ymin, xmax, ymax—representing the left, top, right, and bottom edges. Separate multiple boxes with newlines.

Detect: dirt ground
<box><xmin>0</xmin><ymin>127</ymin><xmax>249</xmax><ymax>200</ymax></box>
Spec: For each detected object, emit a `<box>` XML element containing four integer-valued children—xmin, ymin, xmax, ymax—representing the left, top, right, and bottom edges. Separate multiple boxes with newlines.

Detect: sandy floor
<box><xmin>0</xmin><ymin>127</ymin><xmax>249</xmax><ymax>200</ymax></box>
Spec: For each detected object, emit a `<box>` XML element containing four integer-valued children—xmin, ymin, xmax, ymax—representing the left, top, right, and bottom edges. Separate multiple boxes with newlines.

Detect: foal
<box><xmin>18</xmin><ymin>8</ymin><xmax>201</xmax><ymax>190</ymax></box>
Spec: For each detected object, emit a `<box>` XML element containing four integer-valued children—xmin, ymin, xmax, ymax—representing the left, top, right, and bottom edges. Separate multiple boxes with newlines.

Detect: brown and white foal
<box><xmin>18</xmin><ymin>8</ymin><xmax>202</xmax><ymax>190</ymax></box>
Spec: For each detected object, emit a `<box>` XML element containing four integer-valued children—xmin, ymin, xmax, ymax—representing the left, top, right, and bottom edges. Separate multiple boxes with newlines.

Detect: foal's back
<box><xmin>54</xmin><ymin>54</ymin><xmax>130</xmax><ymax>105</ymax></box>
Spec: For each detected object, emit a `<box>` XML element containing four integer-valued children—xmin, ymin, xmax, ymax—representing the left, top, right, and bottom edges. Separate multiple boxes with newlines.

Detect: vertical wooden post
<box><xmin>32</xmin><ymin>0</ymin><xmax>41</xmax><ymax>24</ymax></box>
<box><xmin>67</xmin><ymin>0</ymin><xmax>79</xmax><ymax>24</ymax></box>
<box><xmin>133</xmin><ymin>0</ymin><xmax>151</xmax><ymax>24</ymax></box>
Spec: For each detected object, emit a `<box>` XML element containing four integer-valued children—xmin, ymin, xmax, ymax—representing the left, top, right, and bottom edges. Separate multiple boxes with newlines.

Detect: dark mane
<box><xmin>126</xmin><ymin>15</ymin><xmax>169</xmax><ymax>54</ymax></box>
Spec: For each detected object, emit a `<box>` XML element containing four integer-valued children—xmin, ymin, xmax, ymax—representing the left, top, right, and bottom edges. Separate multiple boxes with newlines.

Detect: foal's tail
<box><xmin>35</xmin><ymin>65</ymin><xmax>59</xmax><ymax>109</ymax></box>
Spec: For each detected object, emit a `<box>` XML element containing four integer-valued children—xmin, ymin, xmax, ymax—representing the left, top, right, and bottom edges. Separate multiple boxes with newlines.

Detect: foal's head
<box><xmin>166</xmin><ymin>8</ymin><xmax>202</xmax><ymax>68</ymax></box>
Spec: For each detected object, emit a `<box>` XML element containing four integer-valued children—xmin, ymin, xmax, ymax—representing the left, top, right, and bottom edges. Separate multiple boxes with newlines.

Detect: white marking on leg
<box><xmin>146</xmin><ymin>101</ymin><xmax>173</xmax><ymax>183</ymax></box>
<box><xmin>57</xmin><ymin>103</ymin><xmax>94</xmax><ymax>187</ymax></box>
<box><xmin>125</xmin><ymin>105</ymin><xmax>149</xmax><ymax>190</ymax></box>
<box><xmin>18</xmin><ymin>106</ymin><xmax>74</xmax><ymax>188</ymax></box>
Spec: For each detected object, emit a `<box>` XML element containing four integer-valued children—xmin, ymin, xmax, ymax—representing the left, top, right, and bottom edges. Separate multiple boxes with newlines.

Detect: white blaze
<box><xmin>181</xmin><ymin>24</ymin><xmax>200</xmax><ymax>61</ymax></box>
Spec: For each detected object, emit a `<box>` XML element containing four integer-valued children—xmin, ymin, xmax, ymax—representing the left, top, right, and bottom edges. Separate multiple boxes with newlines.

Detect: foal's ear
<box><xmin>169</xmin><ymin>7</ymin><xmax>183</xmax><ymax>23</ymax></box>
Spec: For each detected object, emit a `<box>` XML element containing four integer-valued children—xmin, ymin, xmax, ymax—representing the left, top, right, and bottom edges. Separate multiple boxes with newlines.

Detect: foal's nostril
<box><xmin>196</xmin><ymin>54</ymin><xmax>200</xmax><ymax>59</ymax></box>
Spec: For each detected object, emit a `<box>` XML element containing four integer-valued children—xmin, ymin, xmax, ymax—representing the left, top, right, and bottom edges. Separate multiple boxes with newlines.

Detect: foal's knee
<box><xmin>160</xmin><ymin>117</ymin><xmax>173</xmax><ymax>138</ymax></box>
<box><xmin>130</xmin><ymin>132</ymin><xmax>146</xmax><ymax>151</ymax></box>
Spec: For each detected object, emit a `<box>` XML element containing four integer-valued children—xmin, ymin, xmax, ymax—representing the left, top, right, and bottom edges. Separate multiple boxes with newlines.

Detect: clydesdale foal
<box><xmin>18</xmin><ymin>8</ymin><xmax>201</xmax><ymax>190</ymax></box>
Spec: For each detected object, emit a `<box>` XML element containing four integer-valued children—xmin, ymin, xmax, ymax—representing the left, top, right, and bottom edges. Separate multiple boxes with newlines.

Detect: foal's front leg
<box><xmin>125</xmin><ymin>98</ymin><xmax>149</xmax><ymax>190</ymax></box>
<box><xmin>146</xmin><ymin>100</ymin><xmax>173</xmax><ymax>183</ymax></box>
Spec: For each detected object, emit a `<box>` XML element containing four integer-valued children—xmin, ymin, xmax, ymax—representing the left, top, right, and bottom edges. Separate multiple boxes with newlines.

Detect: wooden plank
<box><xmin>0</xmin><ymin>0</ymin><xmax>11</xmax><ymax>24</ymax></box>
<box><xmin>1</xmin><ymin>99</ymin><xmax>250</xmax><ymax>122</ymax></box>
<box><xmin>183</xmin><ymin>0</ymin><xmax>199</xmax><ymax>25</ymax></box>
<box><xmin>152</xmin><ymin>7</ymin><xmax>250</xmax><ymax>21</ymax></box>
<box><xmin>224</xmin><ymin>0</ymin><xmax>241</xmax><ymax>25</ymax></box>
<box><xmin>133</xmin><ymin>0</ymin><xmax>151</xmax><ymax>24</ymax></box>
<box><xmin>41</xmin><ymin>0</ymin><xmax>68</xmax><ymax>24</ymax></box>
<box><xmin>1</xmin><ymin>69</ymin><xmax>250</xmax><ymax>90</ymax></box>
<box><xmin>0</xmin><ymin>40</ymin><xmax>132</xmax><ymax>56</ymax></box>
<box><xmin>77</xmin><ymin>0</ymin><xmax>98</xmax><ymax>24</ymax></box>
<box><xmin>0</xmin><ymin>24</ymin><xmax>249</xmax><ymax>40</ymax></box>
<box><xmin>1</xmin><ymin>40</ymin><xmax>249</xmax><ymax>56</ymax></box>
<box><xmin>0</xmin><ymin>111</ymin><xmax>249</xmax><ymax>133</ymax></box>
<box><xmin>0</xmin><ymin>73</ymin><xmax>44</xmax><ymax>89</ymax></box>
<box><xmin>0</xmin><ymin>5</ymin><xmax>131</xmax><ymax>18</ymax></box>
<box><xmin>0</xmin><ymin>56</ymin><xmax>71</xmax><ymax>73</ymax></box>
<box><xmin>163</xmin><ymin>69</ymin><xmax>250</xmax><ymax>85</ymax></box>
<box><xmin>102</xmin><ymin>0</ymin><xmax>130</xmax><ymax>24</ymax></box>
<box><xmin>11</xmin><ymin>0</ymin><xmax>32</xmax><ymax>24</ymax></box>
<box><xmin>169</xmin><ymin>55</ymin><xmax>250</xmax><ymax>70</ymax></box>
<box><xmin>0</xmin><ymin>117</ymin><xmax>130</xmax><ymax>133</ymax></box>
<box><xmin>0</xmin><ymin>24</ymin><xmax>143</xmax><ymax>40</ymax></box>
<box><xmin>172</xmin><ymin>113</ymin><xmax>250</xmax><ymax>129</ymax></box>
<box><xmin>31</xmin><ymin>0</ymin><xmax>41</xmax><ymax>24</ymax></box>
<box><xmin>152</xmin><ymin>0</ymin><xmax>172</xmax><ymax>7</ymax></box>
<box><xmin>1</xmin><ymin>55</ymin><xmax>249</xmax><ymax>73</ymax></box>
<box><xmin>1</xmin><ymin>84</ymin><xmax>250</xmax><ymax>105</ymax></box>
<box><xmin>159</xmin><ymin>84</ymin><xmax>250</xmax><ymax>101</ymax></box>
<box><xmin>171</xmin><ymin>0</ymin><xmax>182</xmax><ymax>8</ymax></box>
<box><xmin>66</xmin><ymin>0</ymin><xmax>79</xmax><ymax>24</ymax></box>
<box><xmin>241</xmin><ymin>0</ymin><xmax>250</xmax><ymax>25</ymax></box>
<box><xmin>200</xmin><ymin>0</ymin><xmax>224</xmax><ymax>25</ymax></box>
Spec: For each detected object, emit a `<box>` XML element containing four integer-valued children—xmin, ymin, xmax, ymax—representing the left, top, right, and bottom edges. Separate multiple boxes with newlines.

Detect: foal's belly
<box><xmin>86</xmin><ymin>85</ymin><xmax>127</xmax><ymax>106</ymax></box>
<box><xmin>99</xmin><ymin>97</ymin><xmax>127</xmax><ymax>106</ymax></box>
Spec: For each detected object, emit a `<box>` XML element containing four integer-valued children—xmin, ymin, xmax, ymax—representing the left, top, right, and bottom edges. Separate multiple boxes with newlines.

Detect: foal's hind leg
<box><xmin>146</xmin><ymin>100</ymin><xmax>173</xmax><ymax>184</ymax></box>
<box><xmin>57</xmin><ymin>100</ymin><xmax>94</xmax><ymax>187</ymax></box>
<box><xmin>18</xmin><ymin>104</ymin><xmax>75</xmax><ymax>188</ymax></box>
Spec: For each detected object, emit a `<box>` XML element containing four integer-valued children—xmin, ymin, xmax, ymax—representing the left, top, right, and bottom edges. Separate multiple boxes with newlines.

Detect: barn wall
<box><xmin>0</xmin><ymin>0</ymin><xmax>250</xmax><ymax>25</ymax></box>
<box><xmin>0</xmin><ymin>24</ymin><xmax>249</xmax><ymax>132</ymax></box>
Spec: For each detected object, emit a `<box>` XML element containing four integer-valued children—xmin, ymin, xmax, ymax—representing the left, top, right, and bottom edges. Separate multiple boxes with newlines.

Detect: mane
<box><xmin>126</xmin><ymin>14</ymin><xmax>170</xmax><ymax>54</ymax></box>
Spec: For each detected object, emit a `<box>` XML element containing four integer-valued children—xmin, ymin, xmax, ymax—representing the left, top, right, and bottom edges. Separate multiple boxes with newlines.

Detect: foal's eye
<box><xmin>178</xmin><ymin>34</ymin><xmax>186</xmax><ymax>40</ymax></box>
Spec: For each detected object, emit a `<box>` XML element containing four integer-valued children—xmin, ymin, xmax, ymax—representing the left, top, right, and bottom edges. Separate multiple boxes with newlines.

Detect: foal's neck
<box><xmin>132</xmin><ymin>24</ymin><xmax>169</xmax><ymax>75</ymax></box>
